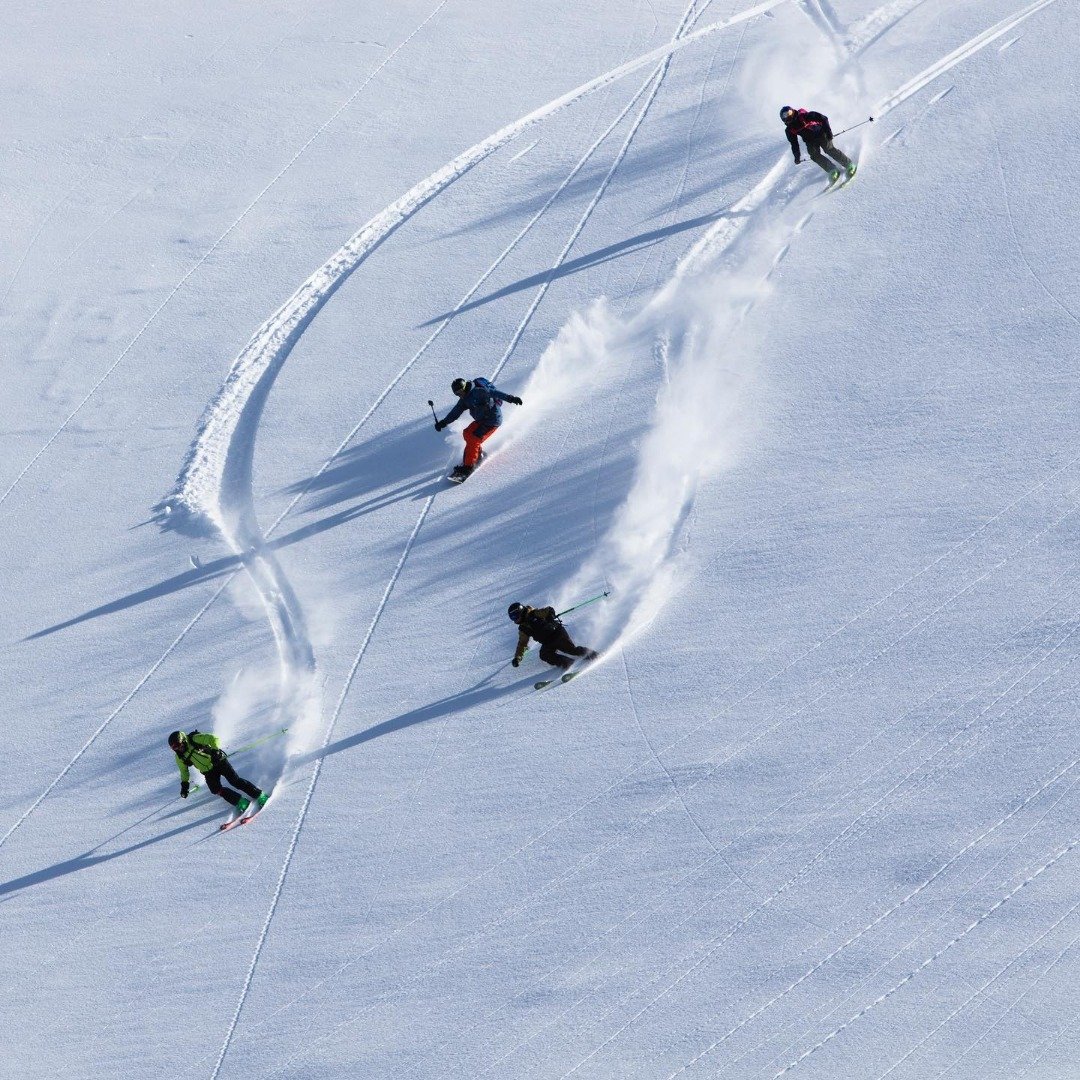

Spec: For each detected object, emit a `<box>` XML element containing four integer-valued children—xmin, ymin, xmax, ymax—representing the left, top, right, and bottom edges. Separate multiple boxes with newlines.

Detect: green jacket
<box><xmin>174</xmin><ymin>731</ymin><xmax>225</xmax><ymax>783</ymax></box>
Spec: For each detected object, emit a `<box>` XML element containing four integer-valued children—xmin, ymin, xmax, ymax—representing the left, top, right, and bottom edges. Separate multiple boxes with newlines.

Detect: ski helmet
<box><xmin>507</xmin><ymin>602</ymin><xmax>524</xmax><ymax>623</ymax></box>
<box><xmin>167</xmin><ymin>730</ymin><xmax>186</xmax><ymax>751</ymax></box>
<box><xmin>451</xmin><ymin>378</ymin><xmax>471</xmax><ymax>396</ymax></box>
<box><xmin>780</xmin><ymin>105</ymin><xmax>796</xmax><ymax>122</ymax></box>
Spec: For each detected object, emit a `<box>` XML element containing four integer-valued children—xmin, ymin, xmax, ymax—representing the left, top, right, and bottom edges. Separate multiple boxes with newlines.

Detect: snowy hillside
<box><xmin>3</xmin><ymin>0</ymin><xmax>1079</xmax><ymax>1077</ymax></box>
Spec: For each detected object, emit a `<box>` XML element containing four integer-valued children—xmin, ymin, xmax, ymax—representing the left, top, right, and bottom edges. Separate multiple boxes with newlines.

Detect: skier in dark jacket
<box><xmin>168</xmin><ymin>730</ymin><xmax>267</xmax><ymax>814</ymax></box>
<box><xmin>434</xmin><ymin>377</ymin><xmax>522</xmax><ymax>479</ymax></box>
<box><xmin>780</xmin><ymin>105</ymin><xmax>855</xmax><ymax>182</ymax></box>
<box><xmin>508</xmin><ymin>602</ymin><xmax>598</xmax><ymax>671</ymax></box>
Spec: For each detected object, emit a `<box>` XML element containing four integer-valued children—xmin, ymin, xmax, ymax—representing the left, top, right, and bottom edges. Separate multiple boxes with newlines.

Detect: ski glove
<box><xmin>180</xmin><ymin>781</ymin><xmax>190</xmax><ymax>799</ymax></box>
<box><xmin>512</xmin><ymin>657</ymin><xmax>521</xmax><ymax>668</ymax></box>
<box><xmin>434</xmin><ymin>420</ymin><xmax>446</xmax><ymax>432</ymax></box>
<box><xmin>507</xmin><ymin>396</ymin><xmax>523</xmax><ymax>406</ymax></box>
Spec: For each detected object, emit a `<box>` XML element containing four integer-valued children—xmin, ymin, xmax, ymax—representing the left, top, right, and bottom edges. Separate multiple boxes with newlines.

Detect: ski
<box><xmin>219</xmin><ymin>813</ymin><xmax>252</xmax><ymax>833</ymax></box>
<box><xmin>218</xmin><ymin>791</ymin><xmax>271</xmax><ymax>832</ymax></box>
<box><xmin>533</xmin><ymin>665</ymin><xmax>591</xmax><ymax>691</ymax></box>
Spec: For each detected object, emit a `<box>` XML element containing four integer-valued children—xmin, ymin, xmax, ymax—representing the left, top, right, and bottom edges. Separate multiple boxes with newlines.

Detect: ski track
<box><xmin>875</xmin><ymin>900</ymin><xmax>1080</xmax><ymax>1078</ymax></box>
<box><xmin>0</xmin><ymin>0</ymin><xmax>454</xmax><ymax>856</ymax></box>
<box><xmin>207</xmin><ymin>1</ymin><xmax>727</xmax><ymax>1069</ymax></box>
<box><xmin>0</xmin><ymin>0</ymin><xmax>451</xmax><ymax>516</ymax></box>
<box><xmin>6</xmin><ymin>0</ymin><xmax>1065</xmax><ymax>1073</ymax></box>
<box><xmin>773</xmin><ymin>833</ymin><xmax>1080</xmax><ymax>1078</ymax></box>
<box><xmin>206</xmin><ymin>500</ymin><xmax>433</xmax><ymax>1080</ymax></box>
<box><xmin>253</xmin><ymin>506</ymin><xmax>1080</xmax><ymax>1080</ymax></box>
<box><xmin>730</xmin><ymin>759</ymin><xmax>1080</xmax><ymax>1077</ymax></box>
<box><xmin>227</xmin><ymin>378</ymin><xmax>1080</xmax><ymax>1072</ymax></box>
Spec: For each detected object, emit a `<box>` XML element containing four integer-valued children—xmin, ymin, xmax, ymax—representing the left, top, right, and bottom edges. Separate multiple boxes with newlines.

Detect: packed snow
<box><xmin>3</xmin><ymin>1</ymin><xmax>1078</xmax><ymax>1077</ymax></box>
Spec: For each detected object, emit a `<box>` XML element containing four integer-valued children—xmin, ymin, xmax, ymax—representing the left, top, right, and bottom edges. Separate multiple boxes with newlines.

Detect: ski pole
<box><xmin>832</xmin><ymin>116</ymin><xmax>874</xmax><ymax>138</ymax></box>
<box><xmin>226</xmin><ymin>727</ymin><xmax>288</xmax><ymax>757</ymax></box>
<box><xmin>556</xmin><ymin>590</ymin><xmax>611</xmax><ymax>618</ymax></box>
<box><xmin>427</xmin><ymin>400</ymin><xmax>439</xmax><ymax>427</ymax></box>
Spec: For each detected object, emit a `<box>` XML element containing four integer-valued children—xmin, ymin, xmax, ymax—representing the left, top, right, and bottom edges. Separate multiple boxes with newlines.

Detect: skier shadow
<box><xmin>418</xmin><ymin>207</ymin><xmax>736</xmax><ymax>327</ymax></box>
<box><xmin>0</xmin><ymin>808</ymin><xmax>220</xmax><ymax>899</ymax></box>
<box><xmin>292</xmin><ymin>669</ymin><xmax>532</xmax><ymax>768</ymax></box>
<box><xmin>26</xmin><ymin>421</ymin><xmax>445</xmax><ymax>640</ymax></box>
<box><xmin>282</xmin><ymin>417</ymin><xmax>444</xmax><ymax>516</ymax></box>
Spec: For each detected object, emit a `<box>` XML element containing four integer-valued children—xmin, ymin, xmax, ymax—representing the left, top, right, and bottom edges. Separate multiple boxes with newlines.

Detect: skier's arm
<box><xmin>492</xmin><ymin>388</ymin><xmax>523</xmax><ymax>406</ymax></box>
<box><xmin>175</xmin><ymin>755</ymin><xmax>191</xmax><ymax>785</ymax></box>
<box><xmin>436</xmin><ymin>398</ymin><xmax>467</xmax><ymax>430</ymax></box>
<box><xmin>512</xmin><ymin>628</ymin><xmax>531</xmax><ymax>665</ymax></box>
<box><xmin>786</xmin><ymin>128</ymin><xmax>800</xmax><ymax>162</ymax></box>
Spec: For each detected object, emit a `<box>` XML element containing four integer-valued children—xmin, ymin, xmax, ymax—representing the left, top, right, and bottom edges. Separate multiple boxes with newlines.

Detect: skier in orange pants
<box><xmin>434</xmin><ymin>376</ymin><xmax>523</xmax><ymax>481</ymax></box>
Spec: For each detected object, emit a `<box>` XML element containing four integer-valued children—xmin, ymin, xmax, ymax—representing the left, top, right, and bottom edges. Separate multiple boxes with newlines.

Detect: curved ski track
<box><xmin>185</xmin><ymin>0</ymin><xmax>1068</xmax><ymax>1075</ymax></box>
<box><xmin>0</xmin><ymin>0</ymin><xmax>451</xmax><ymax>515</ymax></box>
<box><xmin>7</xmin><ymin>0</ymin><xmax>1067</xmax><ymax>1076</ymax></box>
<box><xmin>201</xmin><ymin>1</ymin><xmax>742</xmax><ymax>1074</ymax></box>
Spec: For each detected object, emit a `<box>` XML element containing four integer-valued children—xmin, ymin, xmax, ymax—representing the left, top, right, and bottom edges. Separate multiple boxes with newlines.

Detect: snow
<box><xmin>2</xmin><ymin>0</ymin><xmax>1079</xmax><ymax>1077</ymax></box>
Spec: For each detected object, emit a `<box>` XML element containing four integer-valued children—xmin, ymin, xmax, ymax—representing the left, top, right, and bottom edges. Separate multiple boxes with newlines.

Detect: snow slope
<box><xmin>3</xmin><ymin>0</ymin><xmax>1079</xmax><ymax>1077</ymax></box>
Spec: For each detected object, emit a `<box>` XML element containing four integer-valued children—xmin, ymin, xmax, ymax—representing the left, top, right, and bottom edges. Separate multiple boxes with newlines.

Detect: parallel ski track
<box><xmin>0</xmin><ymin>0</ymin><xmax>453</xmax><ymax>855</ymax></box>
<box><xmin>542</xmin><ymin>8</ymin><xmax>1069</xmax><ymax>1076</ymax></box>
<box><xmin>0</xmin><ymin>0</ymin><xmax>451</xmax><ymax>515</ymax></box>
<box><xmin>204</xmin><ymin>2</ymin><xmax>1069</xmax><ymax>1073</ymax></box>
<box><xmin>247</xmin><ymin>487</ymin><xmax>1080</xmax><ymax>1078</ymax></box>
<box><xmin>774</xmin><ymin>833</ymin><xmax>1080</xmax><ymax>1078</ymax></box>
<box><xmin>207</xmin><ymin>2</ymin><xmax>734</xmax><ymax>1072</ymax></box>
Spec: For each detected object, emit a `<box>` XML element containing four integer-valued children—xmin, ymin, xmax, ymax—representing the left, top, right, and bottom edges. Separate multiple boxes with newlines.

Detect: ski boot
<box><xmin>845</xmin><ymin>162</ymin><xmax>857</xmax><ymax>179</ymax></box>
<box><xmin>234</xmin><ymin>797</ymin><xmax>251</xmax><ymax>815</ymax></box>
<box><xmin>828</xmin><ymin>168</ymin><xmax>841</xmax><ymax>185</ymax></box>
<box><xmin>256</xmin><ymin>792</ymin><xmax>270</xmax><ymax>809</ymax></box>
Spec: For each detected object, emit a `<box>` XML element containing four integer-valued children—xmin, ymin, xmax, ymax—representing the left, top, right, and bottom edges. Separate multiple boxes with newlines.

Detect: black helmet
<box><xmin>507</xmin><ymin>602</ymin><xmax>523</xmax><ymax>623</ymax></box>
<box><xmin>451</xmin><ymin>378</ymin><xmax>471</xmax><ymax>396</ymax></box>
<box><xmin>168</xmin><ymin>730</ymin><xmax>186</xmax><ymax>751</ymax></box>
<box><xmin>780</xmin><ymin>105</ymin><xmax>796</xmax><ymax>122</ymax></box>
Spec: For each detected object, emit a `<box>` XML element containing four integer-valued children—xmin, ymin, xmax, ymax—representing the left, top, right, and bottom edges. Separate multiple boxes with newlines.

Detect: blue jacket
<box><xmin>442</xmin><ymin>377</ymin><xmax>515</xmax><ymax>430</ymax></box>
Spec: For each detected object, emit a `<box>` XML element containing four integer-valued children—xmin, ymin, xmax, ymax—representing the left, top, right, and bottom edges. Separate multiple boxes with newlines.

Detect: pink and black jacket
<box><xmin>784</xmin><ymin>110</ymin><xmax>833</xmax><ymax>162</ymax></box>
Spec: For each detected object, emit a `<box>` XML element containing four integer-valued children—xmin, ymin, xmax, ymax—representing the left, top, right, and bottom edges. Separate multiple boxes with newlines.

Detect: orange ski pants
<box><xmin>463</xmin><ymin>421</ymin><xmax>497</xmax><ymax>467</ymax></box>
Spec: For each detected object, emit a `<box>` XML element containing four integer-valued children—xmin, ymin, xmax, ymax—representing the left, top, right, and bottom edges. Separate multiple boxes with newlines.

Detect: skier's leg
<box><xmin>552</xmin><ymin>629</ymin><xmax>598</xmax><ymax>662</ymax></box>
<box><xmin>823</xmin><ymin>139</ymin><xmax>853</xmax><ymax>169</ymax></box>
<box><xmin>205</xmin><ymin>768</ymin><xmax>243</xmax><ymax>807</ymax></box>
<box><xmin>805</xmin><ymin>141</ymin><xmax>835</xmax><ymax>175</ymax></box>
<box><xmin>538</xmin><ymin>642</ymin><xmax>574</xmax><ymax>670</ymax></box>
<box><xmin>218</xmin><ymin>758</ymin><xmax>262</xmax><ymax>801</ymax></box>
<box><xmin>462</xmin><ymin>421</ymin><xmax>497</xmax><ymax>468</ymax></box>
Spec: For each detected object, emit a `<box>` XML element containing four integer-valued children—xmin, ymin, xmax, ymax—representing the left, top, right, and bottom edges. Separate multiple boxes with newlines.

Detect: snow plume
<box><xmin>495</xmin><ymin>300</ymin><xmax>625</xmax><ymax>456</ymax></box>
<box><xmin>559</xmin><ymin>269</ymin><xmax>768</xmax><ymax>652</ymax></box>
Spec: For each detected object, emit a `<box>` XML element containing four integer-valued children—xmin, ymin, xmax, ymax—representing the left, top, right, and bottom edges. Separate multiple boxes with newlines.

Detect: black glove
<box><xmin>434</xmin><ymin>420</ymin><xmax>445</xmax><ymax>432</ymax></box>
<box><xmin>180</xmin><ymin>781</ymin><xmax>190</xmax><ymax>799</ymax></box>
<box><xmin>512</xmin><ymin>657</ymin><xmax>521</xmax><ymax>668</ymax></box>
<box><xmin>508</xmin><ymin>396</ymin><xmax>523</xmax><ymax>406</ymax></box>
<box><xmin>794</xmin><ymin>157</ymin><xmax>802</xmax><ymax>165</ymax></box>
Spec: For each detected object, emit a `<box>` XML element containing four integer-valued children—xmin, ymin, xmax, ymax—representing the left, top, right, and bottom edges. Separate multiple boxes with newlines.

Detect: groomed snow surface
<box><xmin>3</xmin><ymin>1</ymin><xmax>1078</xmax><ymax>1077</ymax></box>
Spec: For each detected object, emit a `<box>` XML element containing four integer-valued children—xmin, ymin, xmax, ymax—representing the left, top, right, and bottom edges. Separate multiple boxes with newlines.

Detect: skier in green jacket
<box><xmin>168</xmin><ymin>730</ymin><xmax>268</xmax><ymax>813</ymax></box>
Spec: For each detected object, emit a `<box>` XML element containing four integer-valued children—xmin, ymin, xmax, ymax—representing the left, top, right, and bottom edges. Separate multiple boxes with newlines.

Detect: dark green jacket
<box><xmin>173</xmin><ymin>731</ymin><xmax>224</xmax><ymax>783</ymax></box>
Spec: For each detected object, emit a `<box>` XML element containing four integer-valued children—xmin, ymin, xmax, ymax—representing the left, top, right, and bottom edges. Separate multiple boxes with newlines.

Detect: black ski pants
<box><xmin>205</xmin><ymin>758</ymin><xmax>262</xmax><ymax>807</ymax></box>
<box><xmin>538</xmin><ymin>629</ymin><xmax>595</xmax><ymax>671</ymax></box>
<box><xmin>804</xmin><ymin>136</ymin><xmax>852</xmax><ymax>175</ymax></box>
